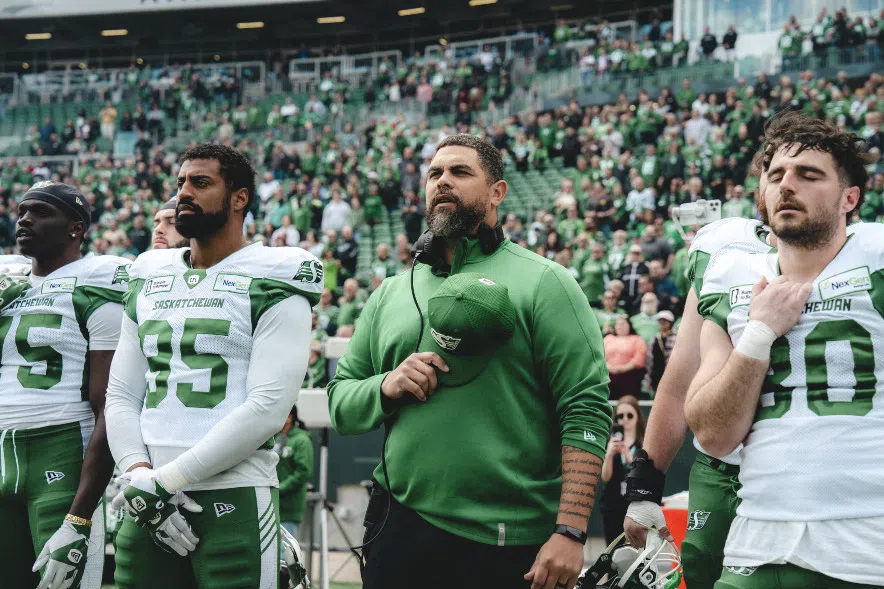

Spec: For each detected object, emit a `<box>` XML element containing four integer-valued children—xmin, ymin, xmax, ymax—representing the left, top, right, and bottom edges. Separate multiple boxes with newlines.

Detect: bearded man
<box><xmin>327</xmin><ymin>134</ymin><xmax>613</xmax><ymax>589</ymax></box>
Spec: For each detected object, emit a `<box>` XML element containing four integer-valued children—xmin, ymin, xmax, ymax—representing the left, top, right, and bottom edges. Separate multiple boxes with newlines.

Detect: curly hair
<box><xmin>435</xmin><ymin>133</ymin><xmax>504</xmax><ymax>185</ymax></box>
<box><xmin>178</xmin><ymin>144</ymin><xmax>257</xmax><ymax>212</ymax></box>
<box><xmin>760</xmin><ymin>112</ymin><xmax>874</xmax><ymax>221</ymax></box>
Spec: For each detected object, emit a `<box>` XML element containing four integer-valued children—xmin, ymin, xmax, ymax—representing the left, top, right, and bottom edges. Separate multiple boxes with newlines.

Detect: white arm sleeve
<box><xmin>105</xmin><ymin>314</ymin><xmax>152</xmax><ymax>472</ymax></box>
<box><xmin>86</xmin><ymin>302</ymin><xmax>123</xmax><ymax>351</ymax></box>
<box><xmin>157</xmin><ymin>294</ymin><xmax>312</xmax><ymax>492</ymax></box>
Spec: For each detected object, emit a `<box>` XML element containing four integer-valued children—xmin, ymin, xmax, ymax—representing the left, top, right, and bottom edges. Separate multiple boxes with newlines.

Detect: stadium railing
<box><xmin>11</xmin><ymin>61</ymin><xmax>266</xmax><ymax>107</ymax></box>
<box><xmin>423</xmin><ymin>33</ymin><xmax>540</xmax><ymax>64</ymax></box>
<box><xmin>287</xmin><ymin>50</ymin><xmax>404</xmax><ymax>91</ymax></box>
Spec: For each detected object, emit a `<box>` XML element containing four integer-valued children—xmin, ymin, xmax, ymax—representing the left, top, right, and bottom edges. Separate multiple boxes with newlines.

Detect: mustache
<box><xmin>176</xmin><ymin>200</ymin><xmax>203</xmax><ymax>215</ymax></box>
<box><xmin>776</xmin><ymin>199</ymin><xmax>806</xmax><ymax>212</ymax></box>
<box><xmin>430</xmin><ymin>190</ymin><xmax>463</xmax><ymax>209</ymax></box>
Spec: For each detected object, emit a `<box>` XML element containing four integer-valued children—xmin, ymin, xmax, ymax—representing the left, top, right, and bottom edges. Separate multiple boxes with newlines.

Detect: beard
<box><xmin>640</xmin><ymin>303</ymin><xmax>658</xmax><ymax>317</ymax></box>
<box><xmin>425</xmin><ymin>191</ymin><xmax>488</xmax><ymax>238</ymax></box>
<box><xmin>770</xmin><ymin>200</ymin><xmax>839</xmax><ymax>250</ymax></box>
<box><xmin>176</xmin><ymin>193</ymin><xmax>230</xmax><ymax>240</ymax></box>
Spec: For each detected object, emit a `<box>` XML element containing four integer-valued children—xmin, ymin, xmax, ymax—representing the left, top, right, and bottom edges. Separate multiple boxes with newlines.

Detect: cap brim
<box><xmin>417</xmin><ymin>328</ymin><xmax>495</xmax><ymax>388</ymax></box>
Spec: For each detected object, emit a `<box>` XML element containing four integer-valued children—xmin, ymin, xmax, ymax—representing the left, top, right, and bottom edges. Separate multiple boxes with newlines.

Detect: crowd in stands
<box><xmin>1</xmin><ymin>12</ymin><xmax>883</xmax><ymax>399</ymax></box>
<box><xmin>779</xmin><ymin>7</ymin><xmax>884</xmax><ymax>70</ymax></box>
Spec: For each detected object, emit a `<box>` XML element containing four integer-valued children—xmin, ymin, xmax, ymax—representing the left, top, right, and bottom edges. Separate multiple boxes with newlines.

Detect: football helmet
<box><xmin>280</xmin><ymin>525</ymin><xmax>311</xmax><ymax>589</ymax></box>
<box><xmin>575</xmin><ymin>533</ymin><xmax>682</xmax><ymax>589</ymax></box>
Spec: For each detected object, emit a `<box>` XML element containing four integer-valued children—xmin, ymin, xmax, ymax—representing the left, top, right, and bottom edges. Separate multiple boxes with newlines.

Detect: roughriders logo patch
<box><xmin>686</xmin><ymin>510</ymin><xmax>711</xmax><ymax>531</ymax></box>
<box><xmin>431</xmin><ymin>328</ymin><xmax>461</xmax><ymax>351</ymax></box>
<box><xmin>294</xmin><ymin>260</ymin><xmax>323</xmax><ymax>284</ymax></box>
<box><xmin>726</xmin><ymin>566</ymin><xmax>758</xmax><ymax>576</ymax></box>
<box><xmin>113</xmin><ymin>264</ymin><xmax>130</xmax><ymax>285</ymax></box>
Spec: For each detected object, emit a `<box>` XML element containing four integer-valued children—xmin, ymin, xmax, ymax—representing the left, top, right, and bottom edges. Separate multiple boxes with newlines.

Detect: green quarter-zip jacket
<box><xmin>327</xmin><ymin>236</ymin><xmax>612</xmax><ymax>546</ymax></box>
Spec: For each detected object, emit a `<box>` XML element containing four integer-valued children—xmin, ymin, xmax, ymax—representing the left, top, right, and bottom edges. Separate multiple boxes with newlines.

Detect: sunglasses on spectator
<box><xmin>616</xmin><ymin>412</ymin><xmax>635</xmax><ymax>420</ymax></box>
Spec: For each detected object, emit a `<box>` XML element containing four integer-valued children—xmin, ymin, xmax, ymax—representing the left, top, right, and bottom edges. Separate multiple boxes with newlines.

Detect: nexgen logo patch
<box><xmin>819</xmin><ymin>266</ymin><xmax>871</xmax><ymax>301</ymax></box>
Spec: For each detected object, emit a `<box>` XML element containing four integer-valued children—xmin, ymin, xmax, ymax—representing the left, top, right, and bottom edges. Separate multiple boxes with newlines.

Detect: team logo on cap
<box><xmin>431</xmin><ymin>328</ymin><xmax>461</xmax><ymax>351</ymax></box>
<box><xmin>30</xmin><ymin>180</ymin><xmax>55</xmax><ymax>190</ymax></box>
<box><xmin>478</xmin><ymin>278</ymin><xmax>496</xmax><ymax>285</ymax></box>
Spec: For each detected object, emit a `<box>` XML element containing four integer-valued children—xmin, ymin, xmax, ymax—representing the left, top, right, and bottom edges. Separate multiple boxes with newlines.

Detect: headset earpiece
<box><xmin>413</xmin><ymin>224</ymin><xmax>505</xmax><ymax>266</ymax></box>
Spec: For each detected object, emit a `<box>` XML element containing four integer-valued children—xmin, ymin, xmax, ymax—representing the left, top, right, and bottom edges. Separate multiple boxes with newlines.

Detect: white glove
<box><xmin>624</xmin><ymin>500</ymin><xmax>672</xmax><ymax>546</ymax></box>
<box><xmin>32</xmin><ymin>519</ymin><xmax>90</xmax><ymax>589</ymax></box>
<box><xmin>111</xmin><ymin>471</ymin><xmax>203</xmax><ymax>557</ymax></box>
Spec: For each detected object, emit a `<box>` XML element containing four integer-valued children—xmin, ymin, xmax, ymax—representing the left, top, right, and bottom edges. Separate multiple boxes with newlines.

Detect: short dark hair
<box><xmin>761</xmin><ymin>112</ymin><xmax>874</xmax><ymax>220</ymax></box>
<box><xmin>178</xmin><ymin>144</ymin><xmax>257</xmax><ymax>212</ymax></box>
<box><xmin>435</xmin><ymin>133</ymin><xmax>504</xmax><ymax>185</ymax></box>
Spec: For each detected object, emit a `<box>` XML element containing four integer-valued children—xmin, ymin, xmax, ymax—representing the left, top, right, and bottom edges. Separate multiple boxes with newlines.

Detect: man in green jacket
<box><xmin>327</xmin><ymin>134</ymin><xmax>612</xmax><ymax>589</ymax></box>
<box><xmin>275</xmin><ymin>406</ymin><xmax>314</xmax><ymax>539</ymax></box>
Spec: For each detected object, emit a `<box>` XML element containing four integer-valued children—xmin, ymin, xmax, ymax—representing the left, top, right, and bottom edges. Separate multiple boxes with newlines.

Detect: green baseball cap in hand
<box><xmin>418</xmin><ymin>273</ymin><xmax>516</xmax><ymax>387</ymax></box>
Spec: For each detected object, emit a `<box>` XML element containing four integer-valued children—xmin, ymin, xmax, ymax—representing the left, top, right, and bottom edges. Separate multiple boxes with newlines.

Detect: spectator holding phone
<box><xmin>601</xmin><ymin>395</ymin><xmax>646</xmax><ymax>544</ymax></box>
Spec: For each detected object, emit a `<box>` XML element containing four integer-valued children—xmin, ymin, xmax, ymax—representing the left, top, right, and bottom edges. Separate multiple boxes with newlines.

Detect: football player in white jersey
<box><xmin>105</xmin><ymin>144</ymin><xmax>321</xmax><ymax>589</ymax></box>
<box><xmin>0</xmin><ymin>182</ymin><xmax>130</xmax><ymax>589</ymax></box>
<box><xmin>686</xmin><ymin>113</ymin><xmax>882</xmax><ymax>588</ymax></box>
<box><xmin>152</xmin><ymin>197</ymin><xmax>187</xmax><ymax>250</ymax></box>
<box><xmin>620</xmin><ymin>152</ymin><xmax>771</xmax><ymax>588</ymax></box>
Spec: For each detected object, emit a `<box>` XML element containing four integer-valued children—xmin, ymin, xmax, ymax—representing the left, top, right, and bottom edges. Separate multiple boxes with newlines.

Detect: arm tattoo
<box><xmin>557</xmin><ymin>445</ymin><xmax>603</xmax><ymax>530</ymax></box>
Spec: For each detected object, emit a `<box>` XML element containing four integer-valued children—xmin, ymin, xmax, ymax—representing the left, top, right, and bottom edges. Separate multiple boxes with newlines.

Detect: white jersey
<box><xmin>698</xmin><ymin>228</ymin><xmax>884</xmax><ymax>585</ymax></box>
<box><xmin>687</xmin><ymin>218</ymin><xmax>772</xmax><ymax>464</ymax></box>
<box><xmin>0</xmin><ymin>254</ymin><xmax>129</xmax><ymax>429</ymax></box>
<box><xmin>126</xmin><ymin>243</ymin><xmax>322</xmax><ymax>489</ymax></box>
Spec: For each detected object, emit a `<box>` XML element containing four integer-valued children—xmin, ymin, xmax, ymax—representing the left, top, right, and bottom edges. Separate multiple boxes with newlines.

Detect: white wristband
<box><xmin>735</xmin><ymin>320</ymin><xmax>777</xmax><ymax>361</ymax></box>
<box><xmin>156</xmin><ymin>461</ymin><xmax>190</xmax><ymax>494</ymax></box>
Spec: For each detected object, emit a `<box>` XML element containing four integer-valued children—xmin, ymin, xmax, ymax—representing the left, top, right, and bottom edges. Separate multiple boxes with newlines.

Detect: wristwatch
<box><xmin>553</xmin><ymin>524</ymin><xmax>588</xmax><ymax>545</ymax></box>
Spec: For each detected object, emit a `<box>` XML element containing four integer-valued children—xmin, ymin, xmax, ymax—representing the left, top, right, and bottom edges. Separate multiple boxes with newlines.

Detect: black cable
<box><xmin>354</xmin><ymin>256</ymin><xmax>423</xmax><ymax>579</ymax></box>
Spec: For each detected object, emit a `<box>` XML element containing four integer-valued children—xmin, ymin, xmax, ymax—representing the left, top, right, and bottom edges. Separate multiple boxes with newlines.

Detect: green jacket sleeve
<box><xmin>279</xmin><ymin>434</ymin><xmax>314</xmax><ymax>493</ymax></box>
<box><xmin>533</xmin><ymin>264</ymin><xmax>612</xmax><ymax>459</ymax></box>
<box><xmin>327</xmin><ymin>285</ymin><xmax>394</xmax><ymax>435</ymax></box>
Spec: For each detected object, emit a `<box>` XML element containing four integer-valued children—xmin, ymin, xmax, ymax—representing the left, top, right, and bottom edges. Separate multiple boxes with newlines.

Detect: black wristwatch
<box><xmin>553</xmin><ymin>524</ymin><xmax>588</xmax><ymax>545</ymax></box>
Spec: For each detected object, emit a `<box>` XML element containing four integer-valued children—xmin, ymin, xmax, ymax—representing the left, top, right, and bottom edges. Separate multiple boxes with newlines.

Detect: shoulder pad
<box><xmin>128</xmin><ymin>248</ymin><xmax>183</xmax><ymax>281</ymax></box>
<box><xmin>700</xmin><ymin>250</ymin><xmax>765</xmax><ymax>297</ymax></box>
<box><xmin>81</xmin><ymin>255</ymin><xmax>133</xmax><ymax>291</ymax></box>
<box><xmin>689</xmin><ymin>218</ymin><xmax>766</xmax><ymax>257</ymax></box>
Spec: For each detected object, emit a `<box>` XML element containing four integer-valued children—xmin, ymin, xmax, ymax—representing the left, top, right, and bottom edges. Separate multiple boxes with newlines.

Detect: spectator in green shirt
<box><xmin>554</xmin><ymin>19</ymin><xmax>573</xmax><ymax>44</ymax></box>
<box><xmin>676</xmin><ymin>78</ymin><xmax>698</xmax><ymax>111</ymax></box>
<box><xmin>595</xmin><ymin>289</ymin><xmax>621</xmax><ymax>335</ymax></box>
<box><xmin>579</xmin><ymin>242</ymin><xmax>611</xmax><ymax>304</ymax></box>
<box><xmin>275</xmin><ymin>406</ymin><xmax>314</xmax><ymax>540</ymax></box>
<box><xmin>779</xmin><ymin>24</ymin><xmax>803</xmax><ymax>70</ymax></box>
<box><xmin>336</xmin><ymin>277</ymin><xmax>365</xmax><ymax>336</ymax></box>
<box><xmin>321</xmin><ymin>247</ymin><xmax>341</xmax><ymax>292</ymax></box>
<box><xmin>316</xmin><ymin>288</ymin><xmax>340</xmax><ymax>335</ymax></box>
<box><xmin>630</xmin><ymin>292</ymin><xmax>661</xmax><ymax>343</ymax></box>
<box><xmin>722</xmin><ymin>184</ymin><xmax>754</xmax><ymax>218</ymax></box>
<box><xmin>371</xmin><ymin>242</ymin><xmax>401</xmax><ymax>281</ymax></box>
<box><xmin>557</xmin><ymin>203</ymin><xmax>583</xmax><ymax>244</ymax></box>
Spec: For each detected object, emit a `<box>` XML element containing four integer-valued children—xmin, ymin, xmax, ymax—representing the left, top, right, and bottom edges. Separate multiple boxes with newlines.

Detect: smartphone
<box><xmin>611</xmin><ymin>424</ymin><xmax>624</xmax><ymax>442</ymax></box>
